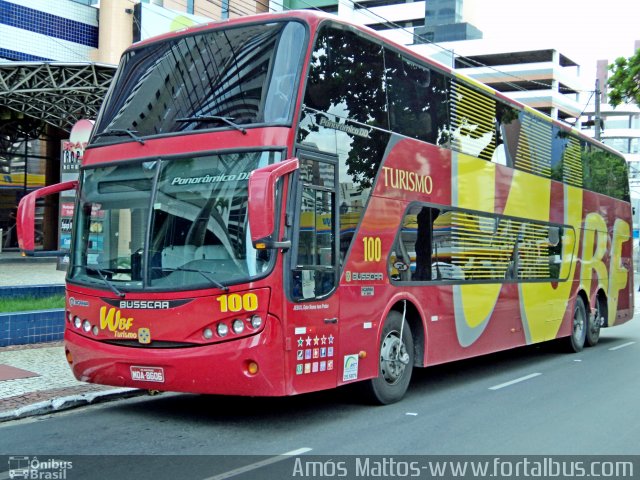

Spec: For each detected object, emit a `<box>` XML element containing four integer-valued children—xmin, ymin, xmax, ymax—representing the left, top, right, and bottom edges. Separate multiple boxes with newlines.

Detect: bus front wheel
<box><xmin>364</xmin><ymin>311</ymin><xmax>414</xmax><ymax>405</ymax></box>
<box><xmin>567</xmin><ymin>297</ymin><xmax>587</xmax><ymax>353</ymax></box>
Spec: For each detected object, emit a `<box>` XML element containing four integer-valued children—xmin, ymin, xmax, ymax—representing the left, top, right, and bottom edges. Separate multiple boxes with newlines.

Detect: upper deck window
<box><xmin>93</xmin><ymin>21</ymin><xmax>306</xmax><ymax>143</ymax></box>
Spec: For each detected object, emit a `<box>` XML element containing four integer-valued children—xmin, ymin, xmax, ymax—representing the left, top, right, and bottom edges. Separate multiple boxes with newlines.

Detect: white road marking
<box><xmin>406</xmin><ymin>412</ymin><xmax>418</xmax><ymax>416</ymax></box>
<box><xmin>489</xmin><ymin>373</ymin><xmax>542</xmax><ymax>391</ymax></box>
<box><xmin>203</xmin><ymin>448</ymin><xmax>313</xmax><ymax>480</ymax></box>
<box><xmin>609</xmin><ymin>341</ymin><xmax>636</xmax><ymax>351</ymax></box>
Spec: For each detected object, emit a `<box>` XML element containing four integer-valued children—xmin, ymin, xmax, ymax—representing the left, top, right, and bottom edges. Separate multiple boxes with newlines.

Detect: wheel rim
<box><xmin>591</xmin><ymin>302</ymin><xmax>603</xmax><ymax>337</ymax></box>
<box><xmin>573</xmin><ymin>304</ymin><xmax>585</xmax><ymax>341</ymax></box>
<box><xmin>379</xmin><ymin>330</ymin><xmax>410</xmax><ymax>385</ymax></box>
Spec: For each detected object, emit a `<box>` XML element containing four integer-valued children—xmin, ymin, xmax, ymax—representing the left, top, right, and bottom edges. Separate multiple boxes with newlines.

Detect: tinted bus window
<box><xmin>303</xmin><ymin>25</ymin><xmax>388</xmax><ymax>131</ymax></box>
<box><xmin>389</xmin><ymin>204</ymin><xmax>573</xmax><ymax>283</ymax></box>
<box><xmin>94</xmin><ymin>21</ymin><xmax>305</xmax><ymax>141</ymax></box>
<box><xmin>513</xmin><ymin>113</ymin><xmax>552</xmax><ymax>178</ymax></box>
<box><xmin>385</xmin><ymin>50</ymin><xmax>449</xmax><ymax>145</ymax></box>
<box><xmin>449</xmin><ymin>80</ymin><xmax>497</xmax><ymax>161</ymax></box>
<box><xmin>582</xmin><ymin>143</ymin><xmax>630</xmax><ymax>201</ymax></box>
<box><xmin>300</xmin><ymin>25</ymin><xmax>392</xmax><ymax>264</ymax></box>
<box><xmin>551</xmin><ymin>129</ymin><xmax>583</xmax><ymax>188</ymax></box>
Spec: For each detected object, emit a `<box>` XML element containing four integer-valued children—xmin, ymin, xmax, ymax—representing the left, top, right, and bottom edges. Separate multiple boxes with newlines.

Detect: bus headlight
<box><xmin>232</xmin><ymin>319</ymin><xmax>245</xmax><ymax>334</ymax></box>
<box><xmin>203</xmin><ymin>327</ymin><xmax>213</xmax><ymax>340</ymax></box>
<box><xmin>217</xmin><ymin>323</ymin><xmax>229</xmax><ymax>337</ymax></box>
<box><xmin>74</xmin><ymin>317</ymin><xmax>82</xmax><ymax>329</ymax></box>
<box><xmin>82</xmin><ymin>320</ymin><xmax>92</xmax><ymax>332</ymax></box>
<box><xmin>250</xmin><ymin>315</ymin><xmax>263</xmax><ymax>329</ymax></box>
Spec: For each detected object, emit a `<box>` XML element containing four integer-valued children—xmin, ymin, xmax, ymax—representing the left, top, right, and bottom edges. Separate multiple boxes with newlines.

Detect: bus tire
<box><xmin>567</xmin><ymin>297</ymin><xmax>587</xmax><ymax>353</ymax></box>
<box><xmin>364</xmin><ymin>311</ymin><xmax>414</xmax><ymax>405</ymax></box>
<box><xmin>586</xmin><ymin>297</ymin><xmax>604</xmax><ymax>347</ymax></box>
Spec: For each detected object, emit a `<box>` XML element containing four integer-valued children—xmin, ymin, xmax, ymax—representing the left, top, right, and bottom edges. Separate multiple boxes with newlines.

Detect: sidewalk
<box><xmin>0</xmin><ymin>251</ymin><xmax>141</xmax><ymax>421</ymax></box>
<box><xmin>0</xmin><ymin>343</ymin><xmax>139</xmax><ymax>421</ymax></box>
<box><xmin>0</xmin><ymin>251</ymin><xmax>66</xmax><ymax>286</ymax></box>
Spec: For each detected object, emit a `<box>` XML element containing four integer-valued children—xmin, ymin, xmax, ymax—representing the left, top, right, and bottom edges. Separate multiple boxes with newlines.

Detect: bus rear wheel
<box><xmin>364</xmin><ymin>311</ymin><xmax>414</xmax><ymax>405</ymax></box>
<box><xmin>567</xmin><ymin>297</ymin><xmax>587</xmax><ymax>353</ymax></box>
<box><xmin>586</xmin><ymin>297</ymin><xmax>604</xmax><ymax>347</ymax></box>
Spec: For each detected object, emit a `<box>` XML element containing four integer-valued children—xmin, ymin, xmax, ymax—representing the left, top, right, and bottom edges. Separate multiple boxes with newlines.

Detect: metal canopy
<box><xmin>0</xmin><ymin>62</ymin><xmax>116</xmax><ymax>133</ymax></box>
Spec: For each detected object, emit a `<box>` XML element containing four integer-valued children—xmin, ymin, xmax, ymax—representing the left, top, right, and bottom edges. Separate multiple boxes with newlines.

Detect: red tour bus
<box><xmin>18</xmin><ymin>11</ymin><xmax>634</xmax><ymax>404</ymax></box>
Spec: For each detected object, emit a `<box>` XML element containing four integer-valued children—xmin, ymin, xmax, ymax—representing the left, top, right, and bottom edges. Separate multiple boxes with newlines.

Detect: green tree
<box><xmin>607</xmin><ymin>49</ymin><xmax>640</xmax><ymax>107</ymax></box>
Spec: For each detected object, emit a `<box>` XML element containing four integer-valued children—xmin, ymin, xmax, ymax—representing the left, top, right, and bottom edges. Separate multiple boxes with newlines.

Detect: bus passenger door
<box><xmin>286</xmin><ymin>151</ymin><xmax>340</xmax><ymax>395</ymax></box>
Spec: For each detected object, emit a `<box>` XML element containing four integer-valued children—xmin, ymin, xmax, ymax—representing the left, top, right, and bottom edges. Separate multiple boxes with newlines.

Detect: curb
<box><xmin>0</xmin><ymin>255</ymin><xmax>58</xmax><ymax>264</ymax></box>
<box><xmin>0</xmin><ymin>388</ymin><xmax>146</xmax><ymax>422</ymax></box>
<box><xmin>0</xmin><ymin>284</ymin><xmax>65</xmax><ymax>299</ymax></box>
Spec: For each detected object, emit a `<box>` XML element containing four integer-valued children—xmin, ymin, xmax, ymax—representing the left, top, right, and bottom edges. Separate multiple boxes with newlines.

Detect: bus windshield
<box><xmin>69</xmin><ymin>151</ymin><xmax>279</xmax><ymax>291</ymax></box>
<box><xmin>92</xmin><ymin>20</ymin><xmax>306</xmax><ymax>143</ymax></box>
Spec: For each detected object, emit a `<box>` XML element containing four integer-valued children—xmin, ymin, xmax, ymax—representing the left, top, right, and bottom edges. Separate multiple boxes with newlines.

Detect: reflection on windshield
<box><xmin>69</xmin><ymin>151</ymin><xmax>280</xmax><ymax>291</ymax></box>
<box><xmin>92</xmin><ymin>21</ymin><xmax>305</xmax><ymax>142</ymax></box>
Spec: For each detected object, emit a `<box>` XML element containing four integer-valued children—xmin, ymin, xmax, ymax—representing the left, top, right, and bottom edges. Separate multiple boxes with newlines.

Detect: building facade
<box><xmin>0</xmin><ymin>0</ymin><xmax>99</xmax><ymax>62</ymax></box>
<box><xmin>413</xmin><ymin>0</ymin><xmax>481</xmax><ymax>43</ymax></box>
<box><xmin>581</xmin><ymin>46</ymin><xmax>640</xmax><ymax>247</ymax></box>
<box><xmin>411</xmin><ymin>41</ymin><xmax>585</xmax><ymax>123</ymax></box>
<box><xmin>273</xmin><ymin>0</ymin><xmax>425</xmax><ymax>45</ymax></box>
<box><xmin>0</xmin><ymin>0</ymin><xmax>265</xmax><ymax>250</ymax></box>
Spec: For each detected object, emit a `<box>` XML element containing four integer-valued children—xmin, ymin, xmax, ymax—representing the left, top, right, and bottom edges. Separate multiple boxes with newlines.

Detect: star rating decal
<box><xmin>295</xmin><ymin>332</ymin><xmax>335</xmax><ymax>375</ymax></box>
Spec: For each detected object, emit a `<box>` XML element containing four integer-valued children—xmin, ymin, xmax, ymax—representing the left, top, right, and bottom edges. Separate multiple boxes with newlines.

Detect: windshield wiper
<box><xmin>176</xmin><ymin>115</ymin><xmax>247</xmax><ymax>135</ymax></box>
<box><xmin>85</xmin><ymin>267</ymin><xmax>126</xmax><ymax>298</ymax></box>
<box><xmin>154</xmin><ymin>266</ymin><xmax>229</xmax><ymax>292</ymax></box>
<box><xmin>93</xmin><ymin>129</ymin><xmax>146</xmax><ymax>145</ymax></box>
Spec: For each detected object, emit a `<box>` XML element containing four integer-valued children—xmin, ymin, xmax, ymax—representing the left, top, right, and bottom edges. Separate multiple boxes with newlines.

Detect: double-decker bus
<box><xmin>17</xmin><ymin>11</ymin><xmax>633</xmax><ymax>404</ymax></box>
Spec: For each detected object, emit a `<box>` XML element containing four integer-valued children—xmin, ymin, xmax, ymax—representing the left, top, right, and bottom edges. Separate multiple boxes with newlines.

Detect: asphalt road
<box><xmin>0</xmin><ymin>308</ymin><xmax>639</xmax><ymax>479</ymax></box>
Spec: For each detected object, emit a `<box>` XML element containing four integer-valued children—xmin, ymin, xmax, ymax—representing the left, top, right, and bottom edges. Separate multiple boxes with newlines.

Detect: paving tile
<box><xmin>0</xmin><ymin>364</ymin><xmax>39</xmax><ymax>381</ymax></box>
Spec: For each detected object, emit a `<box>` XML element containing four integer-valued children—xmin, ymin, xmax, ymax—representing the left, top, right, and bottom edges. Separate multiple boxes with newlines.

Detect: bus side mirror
<box><xmin>17</xmin><ymin>180</ymin><xmax>78</xmax><ymax>256</ymax></box>
<box><xmin>248</xmin><ymin>158</ymin><xmax>299</xmax><ymax>249</ymax></box>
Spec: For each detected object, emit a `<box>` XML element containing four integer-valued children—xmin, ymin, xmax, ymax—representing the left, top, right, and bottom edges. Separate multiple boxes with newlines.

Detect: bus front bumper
<box><xmin>64</xmin><ymin>320</ymin><xmax>287</xmax><ymax>397</ymax></box>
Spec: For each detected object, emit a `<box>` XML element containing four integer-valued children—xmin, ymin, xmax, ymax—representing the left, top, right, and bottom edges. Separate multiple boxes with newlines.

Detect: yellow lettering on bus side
<box><xmin>452</xmin><ymin>153</ymin><xmax>502</xmax><ymax>346</ymax></box>
<box><xmin>217</xmin><ymin>293</ymin><xmax>259</xmax><ymax>313</ymax></box>
<box><xmin>454</xmin><ymin>157</ymin><xmax>581</xmax><ymax>345</ymax></box>
<box><xmin>580</xmin><ymin>212</ymin><xmax>609</xmax><ymax>295</ymax></box>
<box><xmin>382</xmin><ymin>166</ymin><xmax>433</xmax><ymax>194</ymax></box>
<box><xmin>450</xmin><ymin>147</ymin><xmax>630</xmax><ymax>345</ymax></box>
<box><xmin>518</xmin><ymin>182</ymin><xmax>581</xmax><ymax>343</ymax></box>
<box><xmin>607</xmin><ymin>219</ymin><xmax>630</xmax><ymax>325</ymax></box>
<box><xmin>363</xmin><ymin>237</ymin><xmax>382</xmax><ymax>262</ymax></box>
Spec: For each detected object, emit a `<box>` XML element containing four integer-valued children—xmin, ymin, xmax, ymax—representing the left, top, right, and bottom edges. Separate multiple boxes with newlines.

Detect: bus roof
<box><xmin>126</xmin><ymin>10</ymin><xmax>623</xmax><ymax>160</ymax></box>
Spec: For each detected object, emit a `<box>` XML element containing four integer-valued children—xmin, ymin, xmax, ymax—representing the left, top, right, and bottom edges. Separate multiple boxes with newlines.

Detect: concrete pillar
<box><xmin>95</xmin><ymin>0</ymin><xmax>134</xmax><ymax>65</ymax></box>
<box><xmin>338</xmin><ymin>0</ymin><xmax>354</xmax><ymax>22</ymax></box>
<box><xmin>43</xmin><ymin>128</ymin><xmax>61</xmax><ymax>251</ymax></box>
<box><xmin>596</xmin><ymin>59</ymin><xmax>608</xmax><ymax>104</ymax></box>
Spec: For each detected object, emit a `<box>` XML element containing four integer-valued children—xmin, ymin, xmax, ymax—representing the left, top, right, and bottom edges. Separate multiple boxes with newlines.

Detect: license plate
<box><xmin>130</xmin><ymin>366</ymin><xmax>165</xmax><ymax>383</ymax></box>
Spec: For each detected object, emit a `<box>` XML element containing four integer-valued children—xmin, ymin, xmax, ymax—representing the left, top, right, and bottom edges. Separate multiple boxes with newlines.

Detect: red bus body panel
<box><xmin>51</xmin><ymin>11</ymin><xmax>633</xmax><ymax>398</ymax></box>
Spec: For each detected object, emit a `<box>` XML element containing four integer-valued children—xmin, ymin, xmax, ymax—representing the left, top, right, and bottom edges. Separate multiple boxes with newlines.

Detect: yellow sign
<box><xmin>99</xmin><ymin>306</ymin><xmax>135</xmax><ymax>338</ymax></box>
<box><xmin>138</xmin><ymin>328</ymin><xmax>151</xmax><ymax>345</ymax></box>
<box><xmin>217</xmin><ymin>293</ymin><xmax>259</xmax><ymax>313</ymax></box>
